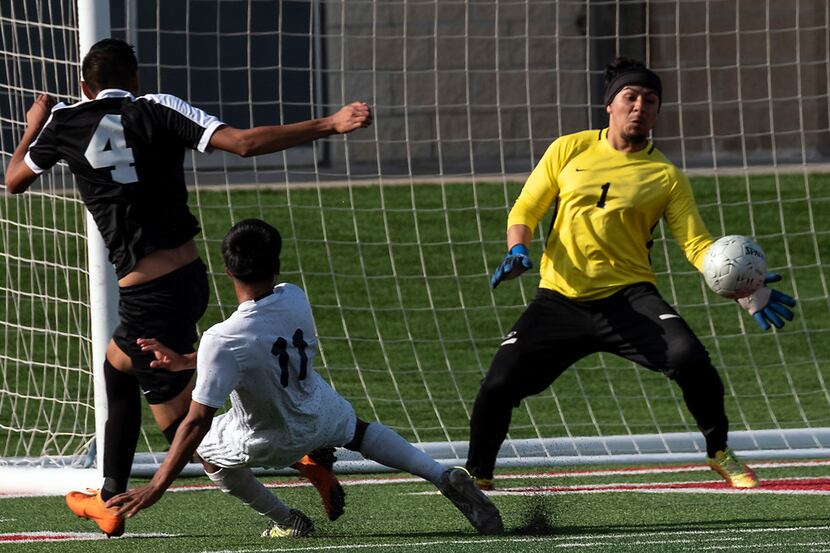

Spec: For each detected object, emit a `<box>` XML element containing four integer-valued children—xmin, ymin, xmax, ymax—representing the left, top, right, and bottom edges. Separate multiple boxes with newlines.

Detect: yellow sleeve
<box><xmin>664</xmin><ymin>169</ymin><xmax>714</xmax><ymax>271</ymax></box>
<box><xmin>507</xmin><ymin>140</ymin><xmax>563</xmax><ymax>231</ymax></box>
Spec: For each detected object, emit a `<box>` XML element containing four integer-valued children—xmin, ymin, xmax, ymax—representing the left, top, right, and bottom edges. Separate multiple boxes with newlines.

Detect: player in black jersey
<box><xmin>4</xmin><ymin>38</ymin><xmax>370</xmax><ymax>536</ymax></box>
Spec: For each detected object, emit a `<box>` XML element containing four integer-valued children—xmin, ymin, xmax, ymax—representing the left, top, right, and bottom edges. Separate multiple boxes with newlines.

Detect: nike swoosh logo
<box><xmin>659</xmin><ymin>314</ymin><xmax>680</xmax><ymax>320</ymax></box>
<box><xmin>575</xmin><ymin>168</ymin><xmax>588</xmax><ymax>172</ymax></box>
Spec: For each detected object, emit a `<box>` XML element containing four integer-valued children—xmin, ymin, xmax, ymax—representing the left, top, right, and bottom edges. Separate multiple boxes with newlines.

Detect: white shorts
<box><xmin>197</xmin><ymin>395</ymin><xmax>357</xmax><ymax>469</ymax></box>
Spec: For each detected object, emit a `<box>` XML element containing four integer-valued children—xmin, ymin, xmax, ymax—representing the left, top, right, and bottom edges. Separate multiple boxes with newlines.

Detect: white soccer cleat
<box><xmin>261</xmin><ymin>509</ymin><xmax>314</xmax><ymax>538</ymax></box>
<box><xmin>438</xmin><ymin>467</ymin><xmax>504</xmax><ymax>535</ymax></box>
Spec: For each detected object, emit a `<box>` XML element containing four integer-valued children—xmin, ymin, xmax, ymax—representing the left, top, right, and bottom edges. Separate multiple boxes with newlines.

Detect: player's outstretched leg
<box><xmin>351</xmin><ymin>420</ymin><xmax>504</xmax><ymax>534</ymax></box>
<box><xmin>708</xmin><ymin>448</ymin><xmax>758</xmax><ymax>488</ymax></box>
<box><xmin>65</xmin><ymin>488</ymin><xmax>125</xmax><ymax>538</ymax></box>
<box><xmin>438</xmin><ymin>467</ymin><xmax>504</xmax><ymax>535</ymax></box>
<box><xmin>261</xmin><ymin>509</ymin><xmax>314</xmax><ymax>538</ymax></box>
<box><xmin>291</xmin><ymin>447</ymin><xmax>345</xmax><ymax>521</ymax></box>
<box><xmin>668</xmin><ymin>351</ymin><xmax>757</xmax><ymax>489</ymax></box>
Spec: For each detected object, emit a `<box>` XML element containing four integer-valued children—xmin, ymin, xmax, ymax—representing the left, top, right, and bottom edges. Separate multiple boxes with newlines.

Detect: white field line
<box><xmin>0</xmin><ymin>531</ymin><xmax>179</xmax><ymax>543</ymax></box>
<box><xmin>489</xmin><ymin>487</ymin><xmax>830</xmax><ymax>496</ymax></box>
<box><xmin>163</xmin><ymin>458</ymin><xmax>830</xmax><ymax>494</ymax></box>
<box><xmin>406</xmin><ymin>476</ymin><xmax>830</xmax><ymax>496</ymax></box>
<box><xmin>3</xmin><ymin>459</ymin><xmax>828</xmax><ymax>499</ymax></box>
<box><xmin>699</xmin><ymin>543</ymin><xmax>830</xmax><ymax>551</ymax></box>
<box><xmin>3</xmin><ymin>459</ymin><xmax>827</xmax><ymax>498</ymax></box>
<box><xmin>200</xmin><ymin>525</ymin><xmax>830</xmax><ymax>553</ymax></box>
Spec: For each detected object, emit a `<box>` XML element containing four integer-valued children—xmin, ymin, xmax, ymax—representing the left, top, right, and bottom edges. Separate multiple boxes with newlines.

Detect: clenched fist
<box><xmin>27</xmin><ymin>93</ymin><xmax>56</xmax><ymax>131</ymax></box>
<box><xmin>330</xmin><ymin>101</ymin><xmax>372</xmax><ymax>134</ymax></box>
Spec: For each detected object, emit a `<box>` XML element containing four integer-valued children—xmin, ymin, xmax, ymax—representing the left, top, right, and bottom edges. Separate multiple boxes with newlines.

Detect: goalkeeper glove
<box><xmin>736</xmin><ymin>273</ymin><xmax>797</xmax><ymax>331</ymax></box>
<box><xmin>490</xmin><ymin>244</ymin><xmax>532</xmax><ymax>289</ymax></box>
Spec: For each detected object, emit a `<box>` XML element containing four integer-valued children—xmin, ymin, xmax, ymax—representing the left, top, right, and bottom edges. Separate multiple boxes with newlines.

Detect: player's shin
<box><xmin>101</xmin><ymin>359</ymin><xmax>141</xmax><ymax>500</ymax></box>
<box><xmin>673</xmin><ymin>364</ymin><xmax>728</xmax><ymax>457</ymax></box>
<box><xmin>464</xmin><ymin>384</ymin><xmax>514</xmax><ymax>484</ymax></box>
<box><xmin>65</xmin><ymin>360</ymin><xmax>138</xmax><ymax>537</ymax></box>
<box><xmin>206</xmin><ymin>466</ymin><xmax>293</xmax><ymax>522</ymax></box>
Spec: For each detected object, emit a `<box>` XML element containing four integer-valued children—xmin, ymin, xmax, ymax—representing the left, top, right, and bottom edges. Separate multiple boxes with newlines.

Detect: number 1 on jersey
<box><xmin>597</xmin><ymin>182</ymin><xmax>611</xmax><ymax>208</ymax></box>
<box><xmin>84</xmin><ymin>114</ymin><xmax>138</xmax><ymax>184</ymax></box>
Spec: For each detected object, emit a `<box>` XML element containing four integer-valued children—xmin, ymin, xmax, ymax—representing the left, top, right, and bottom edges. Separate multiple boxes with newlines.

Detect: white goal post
<box><xmin>0</xmin><ymin>0</ymin><xmax>115</xmax><ymax>495</ymax></box>
<box><xmin>2</xmin><ymin>0</ymin><xmax>830</xmax><ymax>495</ymax></box>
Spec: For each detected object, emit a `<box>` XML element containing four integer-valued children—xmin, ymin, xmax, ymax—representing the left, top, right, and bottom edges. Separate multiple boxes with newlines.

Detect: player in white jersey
<box><xmin>106</xmin><ymin>219</ymin><xmax>503</xmax><ymax>537</ymax></box>
<box><xmin>192</xmin><ymin>282</ymin><xmax>357</xmax><ymax>471</ymax></box>
<box><xmin>4</xmin><ymin>38</ymin><xmax>367</xmax><ymax>535</ymax></box>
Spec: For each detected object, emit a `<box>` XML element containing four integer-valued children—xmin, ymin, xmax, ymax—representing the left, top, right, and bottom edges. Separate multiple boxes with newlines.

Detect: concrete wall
<box><xmin>106</xmin><ymin>0</ymin><xmax>830</xmax><ymax>177</ymax></box>
<box><xmin>649</xmin><ymin>0</ymin><xmax>830</xmax><ymax>167</ymax></box>
<box><xmin>323</xmin><ymin>0</ymin><xmax>830</xmax><ymax>174</ymax></box>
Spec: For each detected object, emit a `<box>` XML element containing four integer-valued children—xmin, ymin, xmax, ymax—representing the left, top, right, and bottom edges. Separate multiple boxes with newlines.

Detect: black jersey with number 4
<box><xmin>25</xmin><ymin>89</ymin><xmax>224</xmax><ymax>279</ymax></box>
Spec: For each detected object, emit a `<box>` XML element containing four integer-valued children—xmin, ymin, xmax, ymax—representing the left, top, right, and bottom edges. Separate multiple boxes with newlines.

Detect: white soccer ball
<box><xmin>703</xmin><ymin>235</ymin><xmax>767</xmax><ymax>299</ymax></box>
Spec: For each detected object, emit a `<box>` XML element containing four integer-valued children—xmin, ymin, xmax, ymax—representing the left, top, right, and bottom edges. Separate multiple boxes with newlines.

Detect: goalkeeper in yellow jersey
<box><xmin>465</xmin><ymin>57</ymin><xmax>797</xmax><ymax>491</ymax></box>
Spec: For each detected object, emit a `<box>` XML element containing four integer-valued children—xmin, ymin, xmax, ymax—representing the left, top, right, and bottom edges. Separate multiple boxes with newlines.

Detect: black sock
<box><xmin>675</xmin><ymin>365</ymin><xmax>728</xmax><ymax>458</ymax></box>
<box><xmin>704</xmin><ymin>431</ymin><xmax>728</xmax><ymax>458</ymax></box>
<box><xmin>101</xmin><ymin>478</ymin><xmax>122</xmax><ymax>502</ymax></box>
<box><xmin>465</xmin><ymin>386</ymin><xmax>514</xmax><ymax>480</ymax></box>
<box><xmin>101</xmin><ymin>359</ymin><xmax>141</xmax><ymax>501</ymax></box>
<box><xmin>344</xmin><ymin>418</ymin><xmax>370</xmax><ymax>451</ymax></box>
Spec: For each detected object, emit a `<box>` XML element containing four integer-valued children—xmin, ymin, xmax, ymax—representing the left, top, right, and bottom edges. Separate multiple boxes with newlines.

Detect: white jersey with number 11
<box><xmin>193</xmin><ymin>283</ymin><xmax>356</xmax><ymax>469</ymax></box>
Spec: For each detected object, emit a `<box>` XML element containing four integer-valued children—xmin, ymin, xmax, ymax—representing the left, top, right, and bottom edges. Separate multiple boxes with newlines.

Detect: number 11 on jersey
<box><xmin>84</xmin><ymin>114</ymin><xmax>138</xmax><ymax>184</ymax></box>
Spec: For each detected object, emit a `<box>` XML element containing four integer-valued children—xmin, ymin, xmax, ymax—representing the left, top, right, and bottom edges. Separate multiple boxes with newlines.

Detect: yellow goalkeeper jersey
<box><xmin>508</xmin><ymin>128</ymin><xmax>713</xmax><ymax>300</ymax></box>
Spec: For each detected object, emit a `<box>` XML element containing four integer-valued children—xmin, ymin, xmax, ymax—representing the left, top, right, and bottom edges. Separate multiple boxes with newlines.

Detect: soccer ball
<box><xmin>703</xmin><ymin>235</ymin><xmax>767</xmax><ymax>299</ymax></box>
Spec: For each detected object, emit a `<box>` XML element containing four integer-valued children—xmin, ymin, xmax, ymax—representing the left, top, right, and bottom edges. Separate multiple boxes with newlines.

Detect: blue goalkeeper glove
<box><xmin>736</xmin><ymin>273</ymin><xmax>797</xmax><ymax>331</ymax></box>
<box><xmin>490</xmin><ymin>244</ymin><xmax>533</xmax><ymax>289</ymax></box>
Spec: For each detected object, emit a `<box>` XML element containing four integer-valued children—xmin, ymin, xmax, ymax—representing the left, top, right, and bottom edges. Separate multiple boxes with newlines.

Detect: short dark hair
<box><xmin>603</xmin><ymin>56</ymin><xmax>662</xmax><ymax>106</ymax></box>
<box><xmin>82</xmin><ymin>38</ymin><xmax>138</xmax><ymax>93</ymax></box>
<box><xmin>222</xmin><ymin>219</ymin><xmax>282</xmax><ymax>283</ymax></box>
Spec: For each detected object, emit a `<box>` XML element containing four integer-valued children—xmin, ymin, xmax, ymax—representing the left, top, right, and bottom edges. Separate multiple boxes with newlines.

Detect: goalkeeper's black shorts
<box><xmin>487</xmin><ymin>282</ymin><xmax>714</xmax><ymax>404</ymax></box>
<box><xmin>112</xmin><ymin>258</ymin><xmax>209</xmax><ymax>404</ymax></box>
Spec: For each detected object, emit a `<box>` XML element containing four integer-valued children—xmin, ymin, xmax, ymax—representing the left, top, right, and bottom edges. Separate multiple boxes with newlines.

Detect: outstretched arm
<box><xmin>4</xmin><ymin>94</ymin><xmax>55</xmax><ymax>194</ymax></box>
<box><xmin>209</xmin><ymin>101</ymin><xmax>372</xmax><ymax>157</ymax></box>
<box><xmin>106</xmin><ymin>400</ymin><xmax>217</xmax><ymax>517</ymax></box>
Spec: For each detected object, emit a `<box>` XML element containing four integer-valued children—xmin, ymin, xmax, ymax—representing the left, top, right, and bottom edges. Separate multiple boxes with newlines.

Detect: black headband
<box><xmin>604</xmin><ymin>68</ymin><xmax>662</xmax><ymax>106</ymax></box>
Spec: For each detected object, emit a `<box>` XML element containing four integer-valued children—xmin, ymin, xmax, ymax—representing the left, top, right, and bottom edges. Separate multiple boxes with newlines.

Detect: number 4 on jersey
<box><xmin>84</xmin><ymin>114</ymin><xmax>138</xmax><ymax>184</ymax></box>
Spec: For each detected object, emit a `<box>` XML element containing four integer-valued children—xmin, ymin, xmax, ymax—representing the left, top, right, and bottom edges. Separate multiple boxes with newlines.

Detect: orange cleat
<box><xmin>292</xmin><ymin>448</ymin><xmax>345</xmax><ymax>521</ymax></box>
<box><xmin>65</xmin><ymin>488</ymin><xmax>125</xmax><ymax>537</ymax></box>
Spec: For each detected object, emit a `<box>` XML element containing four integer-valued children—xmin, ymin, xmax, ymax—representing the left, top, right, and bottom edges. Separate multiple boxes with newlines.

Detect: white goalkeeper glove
<box><xmin>736</xmin><ymin>273</ymin><xmax>797</xmax><ymax>331</ymax></box>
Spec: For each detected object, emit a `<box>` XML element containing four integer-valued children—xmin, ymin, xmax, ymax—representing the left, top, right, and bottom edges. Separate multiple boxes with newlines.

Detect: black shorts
<box><xmin>487</xmin><ymin>283</ymin><xmax>713</xmax><ymax>399</ymax></box>
<box><xmin>112</xmin><ymin>259</ymin><xmax>209</xmax><ymax>404</ymax></box>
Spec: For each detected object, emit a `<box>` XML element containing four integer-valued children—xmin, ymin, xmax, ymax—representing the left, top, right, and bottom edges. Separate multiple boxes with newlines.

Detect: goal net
<box><xmin>2</xmin><ymin>0</ymin><xmax>830</xmax><ymax>490</ymax></box>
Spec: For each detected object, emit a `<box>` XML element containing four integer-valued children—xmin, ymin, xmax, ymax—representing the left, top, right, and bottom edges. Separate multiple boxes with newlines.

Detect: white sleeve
<box><xmin>141</xmin><ymin>93</ymin><xmax>225</xmax><ymax>152</ymax></box>
<box><xmin>191</xmin><ymin>333</ymin><xmax>241</xmax><ymax>408</ymax></box>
